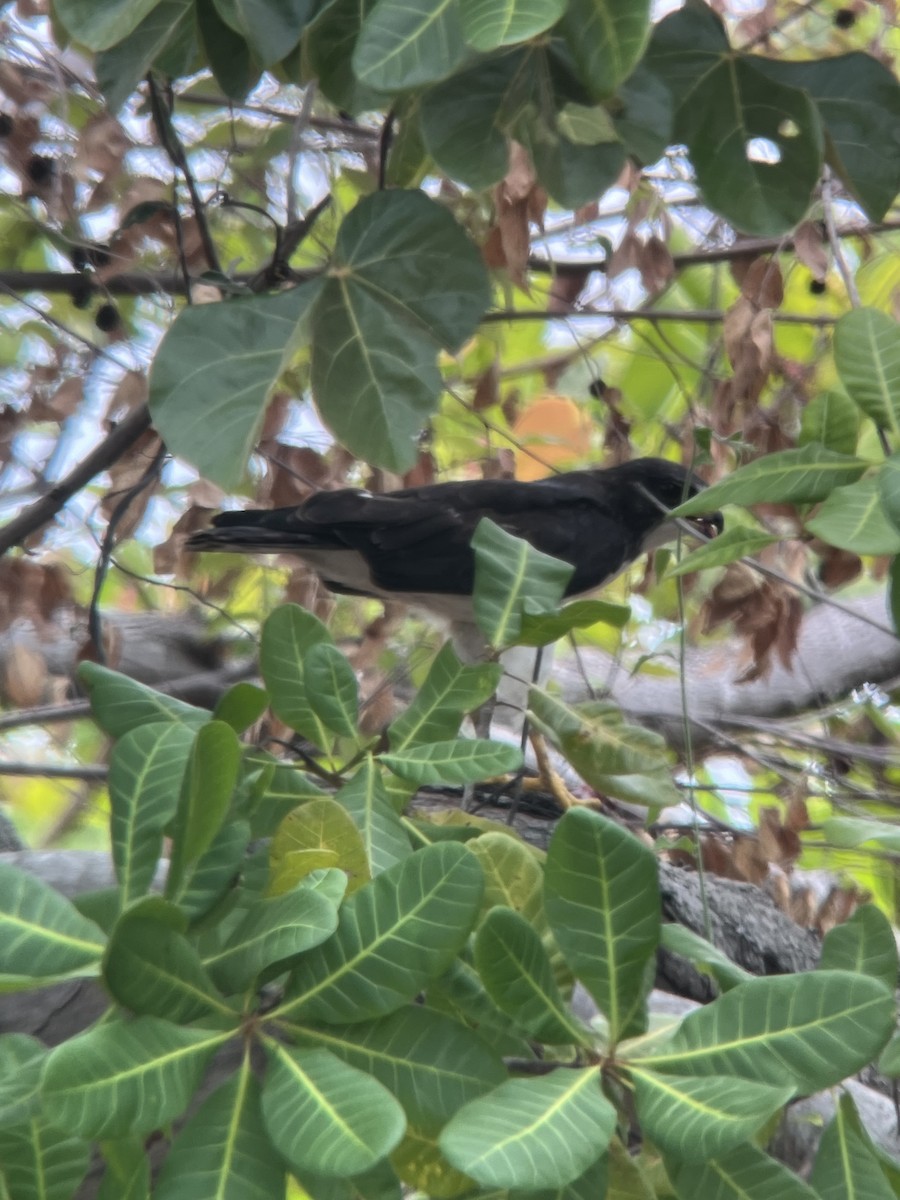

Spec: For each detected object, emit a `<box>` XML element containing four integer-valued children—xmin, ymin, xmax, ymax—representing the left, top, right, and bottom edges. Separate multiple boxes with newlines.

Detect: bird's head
<box><xmin>612</xmin><ymin>458</ymin><xmax>723</xmax><ymax>550</ymax></box>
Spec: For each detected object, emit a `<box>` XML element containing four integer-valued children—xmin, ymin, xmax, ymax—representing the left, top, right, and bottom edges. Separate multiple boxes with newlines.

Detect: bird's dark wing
<box><xmin>199</xmin><ymin>474</ymin><xmax>634</xmax><ymax>597</ymax></box>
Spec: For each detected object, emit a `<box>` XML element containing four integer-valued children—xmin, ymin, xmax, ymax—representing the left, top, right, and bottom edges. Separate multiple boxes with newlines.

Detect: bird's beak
<box><xmin>685</xmin><ymin>512</ymin><xmax>724</xmax><ymax>541</ymax></box>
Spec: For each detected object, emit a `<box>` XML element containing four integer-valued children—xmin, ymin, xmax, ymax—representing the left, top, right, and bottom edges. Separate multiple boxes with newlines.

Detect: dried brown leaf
<box><xmin>472</xmin><ymin>360</ymin><xmax>500</xmax><ymax>411</ymax></box>
<box><xmin>75</xmin><ymin>115</ymin><xmax>129</xmax><ymax>183</ymax></box>
<box><xmin>738</xmin><ymin>257</ymin><xmax>784</xmax><ymax>309</ymax></box>
<box><xmin>402</xmin><ymin>451</ymin><xmax>436</xmax><ymax>488</ymax></box>
<box><xmin>815</xmin><ymin>545</ymin><xmax>862</xmax><ymax>588</ymax></box>
<box><xmin>732</xmin><ymin>834</ymin><xmax>769</xmax><ymax>884</ymax></box>
<box><xmin>607</xmin><ymin>231</ymin><xmax>641</xmax><ymax>280</ymax></box>
<box><xmin>155</xmin><ymin>505</ymin><xmax>217</xmax><ymax>576</ymax></box>
<box><xmin>0</xmin><ymin>560</ymin><xmax>71</xmax><ymax>632</ymax></box>
<box><xmin>3</xmin><ymin>642</ymin><xmax>47</xmax><ymax>707</ymax></box>
<box><xmin>31</xmin><ymin>377</ymin><xmax>83</xmax><ymax>423</ymax></box>
<box><xmin>793</xmin><ymin>220</ymin><xmax>829</xmax><ymax>281</ymax></box>
<box><xmin>639</xmin><ymin>235</ymin><xmax>675</xmax><ymax>295</ymax></box>
<box><xmin>758</xmin><ymin>806</ymin><xmax>801</xmax><ymax>867</ymax></box>
<box><xmin>548</xmin><ymin>268</ymin><xmax>590</xmax><ymax>313</ymax></box>
<box><xmin>107</xmin><ymin>371</ymin><xmax>147</xmax><ymax>418</ymax></box>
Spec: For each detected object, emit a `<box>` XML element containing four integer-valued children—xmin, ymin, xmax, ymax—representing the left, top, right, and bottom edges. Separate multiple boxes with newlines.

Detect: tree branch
<box><xmin>0</xmin><ymin>403</ymin><xmax>152</xmax><ymax>557</ymax></box>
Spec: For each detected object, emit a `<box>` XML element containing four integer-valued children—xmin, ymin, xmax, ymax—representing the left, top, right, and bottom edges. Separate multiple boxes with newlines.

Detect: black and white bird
<box><xmin>187</xmin><ymin>457</ymin><xmax>722</xmax><ymax>724</ymax></box>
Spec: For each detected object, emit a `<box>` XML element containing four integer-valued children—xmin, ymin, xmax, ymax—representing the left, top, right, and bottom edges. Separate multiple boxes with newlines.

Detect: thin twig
<box><xmin>484</xmin><ymin>308</ymin><xmax>841</xmax><ymax>326</ymax></box>
<box><xmin>87</xmin><ymin>443</ymin><xmax>168</xmax><ymax>664</ymax></box>
<box><xmin>147</xmin><ymin>75</ymin><xmax>221</xmax><ymax>275</ymax></box>
<box><xmin>527</xmin><ymin>219</ymin><xmax>900</xmax><ymax>278</ymax></box>
<box><xmin>821</xmin><ymin>168</ymin><xmax>861</xmax><ymax>308</ymax></box>
<box><xmin>285</xmin><ymin>84</ymin><xmax>317</xmax><ymax>222</ymax></box>
<box><xmin>0</xmin><ymin>762</ymin><xmax>107</xmax><ymax>780</ymax></box>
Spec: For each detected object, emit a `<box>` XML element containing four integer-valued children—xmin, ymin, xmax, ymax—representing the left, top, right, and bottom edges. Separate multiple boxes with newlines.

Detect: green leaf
<box><xmin>0</xmin><ymin>864</ymin><xmax>105</xmax><ymax>985</ymax></box>
<box><xmin>674</xmin><ymin>444</ymin><xmax>868</xmax><ymax>516</ymax></box>
<box><xmin>103</xmin><ymin>899</ymin><xmax>229</xmax><ymax>1021</ymax></box>
<box><xmin>667</xmin><ymin>1141</ymin><xmax>819</xmax><ymax>1200</ymax></box>
<box><xmin>149</xmin><ymin>283</ymin><xmax>319</xmax><ymax>489</ymax></box>
<box><xmin>259</xmin><ymin>603</ymin><xmax>334</xmax><ymax>750</ymax></box>
<box><xmin>475</xmin><ymin>907</ymin><xmax>587</xmax><ymax>1044</ymax></box>
<box><xmin>529</xmin><ymin>689</ymin><xmax>681</xmax><ymax>810</ymax></box>
<box><xmin>819</xmin><ymin>904</ymin><xmax>899</xmax><ymax>990</ymax></box>
<box><xmin>353</xmin><ymin>0</ymin><xmax>470</xmax><ymax>91</ymax></box>
<box><xmin>311</xmin><ymin>190</ymin><xmax>490</xmax><ymax>472</ymax></box>
<box><xmin>0</xmin><ymin>1035</ymin><xmax>46</xmax><ymax>1126</ymax></box>
<box><xmin>213</xmin><ymin>682</ymin><xmax>270</xmax><ymax>734</ymax></box>
<box><xmin>95</xmin><ymin>0</ymin><xmax>195</xmax><ymax>112</ymax></box>
<box><xmin>614</xmin><ymin>62</ymin><xmax>673</xmax><ymax>164</ymax></box>
<box><xmin>805</xmin><ymin>474</ymin><xmax>900</xmax><ymax>555</ymax></box>
<box><xmin>196</xmin><ymin>0</ymin><xmax>260</xmax><ymax>99</ymax></box>
<box><xmin>262</xmin><ymin>1044</ymin><xmax>406</xmax><ymax>1177</ymax></box>
<box><xmin>279</xmin><ymin>841</ymin><xmax>483</xmax><ymax>1023</ymax></box>
<box><xmin>754</xmin><ymin>53</ymin><xmax>900</xmax><ymax>221</ymax></box>
<box><xmin>561</xmin><ymin>0</ymin><xmax>651</xmax><ymax>97</ymax></box>
<box><xmin>659</xmin><ymin>925</ymin><xmax>752</xmax><ymax>992</ymax></box>
<box><xmin>306</xmin><ymin>0</ymin><xmax>384</xmax><ymax>113</ymax></box>
<box><xmin>632</xmin><ymin>1068</ymin><xmax>792</xmax><ymax>1161</ymax></box>
<box><xmin>53</xmin><ymin>0</ymin><xmax>163</xmax><ymax>49</ymax></box>
<box><xmin>42</xmin><ymin>1017</ymin><xmax>226</xmax><ymax>1139</ymax></box>
<box><xmin>472</xmin><ymin>518</ymin><xmax>573</xmax><ymax>648</ymax></box>
<box><xmin>544</xmin><ymin>808</ymin><xmax>659</xmax><ymax>1041</ymax></box>
<box><xmin>388</xmin><ymin>643</ymin><xmax>501</xmax><ymax>753</ymax></box>
<box><xmin>0</xmin><ymin>1119</ymin><xmax>90</xmax><ymax>1200</ymax></box>
<box><xmin>156</xmin><ymin>1062</ymin><xmax>284</xmax><ymax>1200</ymax></box>
<box><xmin>287</xmin><ymin>1004</ymin><xmax>506</xmax><ymax>1132</ymax></box>
<box><xmin>646</xmin><ymin>5</ymin><xmax>822</xmax><ymax>235</ymax></box>
<box><xmin>205</xmin><ymin>877</ymin><xmax>340</xmax><ymax>994</ymax></box>
<box><xmin>834</xmin><ymin>307</ymin><xmax>900</xmax><ymax>438</ymax></box>
<box><xmin>108</xmin><ymin>722</ymin><xmax>196</xmax><ymax>906</ymax></box>
<box><xmin>179</xmin><ymin>820</ymin><xmax>251</xmax><ymax>922</ymax></box>
<box><xmin>213</xmin><ymin>0</ymin><xmax>312</xmax><ymax>64</ymax></box>
<box><xmin>799</xmin><ymin>389</ymin><xmax>860</xmax><ymax>456</ymax></box>
<box><xmin>96</xmin><ymin>1137</ymin><xmax>149</xmax><ymax>1200</ymax></box>
<box><xmin>891</xmin><ymin>556</ymin><xmax>900</xmax><ymax>636</ymax></box>
<box><xmin>460</xmin><ymin>0</ymin><xmax>565</xmax><ymax>50</ymax></box>
<box><xmin>879</xmin><ymin>453</ymin><xmax>900</xmax><ymax>534</ymax></box>
<box><xmin>306</xmin><ymin>642</ymin><xmax>360</xmax><ymax>739</ymax></box>
<box><xmin>637</xmin><ymin>971</ymin><xmax>895</xmax><ymax>1092</ymax></box>
<box><xmin>440</xmin><ymin>1068</ymin><xmax>614</xmax><ymax>1189</ymax></box>
<box><xmin>429</xmin><ymin>956</ymin><xmax>535</xmax><ymax>1057</ymax></box>
<box><xmin>244</xmin><ymin>752</ymin><xmax>329</xmax><ymax>838</ymax></box>
<box><xmin>336</xmin><ymin>759</ymin><xmax>411</xmax><ymax>876</ymax></box>
<box><xmin>666</xmin><ymin>525</ymin><xmax>779</xmax><ymax>578</ymax></box>
<box><xmin>420</xmin><ymin>55</ymin><xmax>518</xmax><ymax>190</ymax></box>
<box><xmin>77</xmin><ymin>661</ymin><xmax>209</xmax><ymax>736</ymax></box>
<box><xmin>269</xmin><ymin>798</ymin><xmax>371</xmax><ymax>896</ymax></box>
<box><xmin>468</xmin><ymin>830</ymin><xmax>544</xmax><ymax>924</ymax></box>
<box><xmin>381</xmin><ymin>737</ymin><xmax>522</xmax><ymax>785</ymax></box>
<box><xmin>166</xmin><ymin>721</ymin><xmax>241</xmax><ymax>900</ymax></box>
<box><xmin>518</xmin><ymin>598</ymin><xmax>631</xmax><ymax>645</ymax></box>
<box><xmin>810</xmin><ymin>1090</ymin><xmax>895</xmax><ymax>1200</ymax></box>
<box><xmin>824</xmin><ymin>815</ymin><xmax>900</xmax><ymax>853</ymax></box>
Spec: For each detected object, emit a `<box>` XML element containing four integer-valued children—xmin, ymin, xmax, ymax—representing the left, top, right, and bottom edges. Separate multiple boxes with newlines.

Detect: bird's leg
<box><xmin>527</xmin><ymin>728</ymin><xmax>585</xmax><ymax>812</ymax></box>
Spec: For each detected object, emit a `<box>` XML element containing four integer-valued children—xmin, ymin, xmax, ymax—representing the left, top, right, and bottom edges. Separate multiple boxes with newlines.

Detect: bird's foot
<box><xmin>528</xmin><ymin>731</ymin><xmax>597</xmax><ymax>812</ymax></box>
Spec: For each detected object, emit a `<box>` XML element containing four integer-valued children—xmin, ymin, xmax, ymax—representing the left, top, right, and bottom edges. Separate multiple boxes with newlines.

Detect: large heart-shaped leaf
<box><xmin>646</xmin><ymin>5</ymin><xmax>822</xmax><ymax>234</ymax></box>
<box><xmin>311</xmin><ymin>190</ymin><xmax>490</xmax><ymax>471</ymax></box>
<box><xmin>149</xmin><ymin>282</ymin><xmax>320</xmax><ymax>489</ymax></box>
